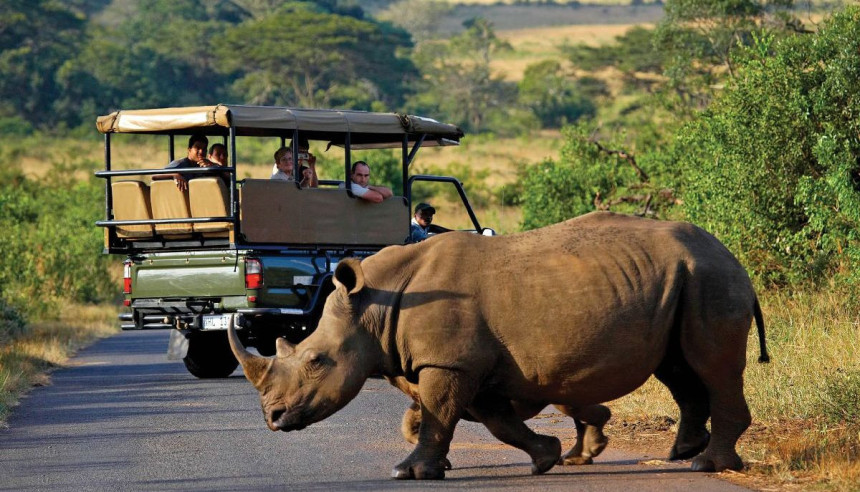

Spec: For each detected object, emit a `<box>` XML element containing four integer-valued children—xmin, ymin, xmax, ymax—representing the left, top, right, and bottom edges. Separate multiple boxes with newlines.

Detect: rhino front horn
<box><xmin>226</xmin><ymin>315</ymin><xmax>271</xmax><ymax>388</ymax></box>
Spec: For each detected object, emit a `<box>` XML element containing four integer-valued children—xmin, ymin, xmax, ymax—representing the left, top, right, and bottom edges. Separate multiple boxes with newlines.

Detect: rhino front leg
<box><xmin>469</xmin><ymin>394</ymin><xmax>562</xmax><ymax>475</ymax></box>
<box><xmin>400</xmin><ymin>402</ymin><xmax>453</xmax><ymax>470</ymax></box>
<box><xmin>392</xmin><ymin>368</ymin><xmax>475</xmax><ymax>480</ymax></box>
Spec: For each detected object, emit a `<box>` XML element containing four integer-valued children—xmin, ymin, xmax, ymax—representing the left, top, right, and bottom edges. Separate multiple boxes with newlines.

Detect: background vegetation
<box><xmin>1</xmin><ymin>0</ymin><xmax>858</xmax><ymax>488</ymax></box>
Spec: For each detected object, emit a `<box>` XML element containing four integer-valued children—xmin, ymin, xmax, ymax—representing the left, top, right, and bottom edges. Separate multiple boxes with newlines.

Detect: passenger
<box><xmin>270</xmin><ymin>146</ymin><xmax>293</xmax><ymax>181</ymax></box>
<box><xmin>299</xmin><ymin>165</ymin><xmax>313</xmax><ymax>189</ymax></box>
<box><xmin>270</xmin><ymin>139</ymin><xmax>318</xmax><ymax>188</ymax></box>
<box><xmin>409</xmin><ymin>202</ymin><xmax>436</xmax><ymax>243</ymax></box>
<box><xmin>202</xmin><ymin>143</ymin><xmax>230</xmax><ymax>186</ymax></box>
<box><xmin>296</xmin><ymin>138</ymin><xmax>318</xmax><ymax>188</ymax></box>
<box><xmin>165</xmin><ymin>133</ymin><xmax>208</xmax><ymax>191</ymax></box>
<box><xmin>206</xmin><ymin>143</ymin><xmax>228</xmax><ymax>167</ymax></box>
<box><xmin>348</xmin><ymin>160</ymin><xmax>393</xmax><ymax>203</ymax></box>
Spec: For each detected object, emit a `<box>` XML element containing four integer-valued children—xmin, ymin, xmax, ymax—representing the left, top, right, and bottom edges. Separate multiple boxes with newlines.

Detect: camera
<box><xmin>298</xmin><ymin>152</ymin><xmax>309</xmax><ymax>161</ymax></box>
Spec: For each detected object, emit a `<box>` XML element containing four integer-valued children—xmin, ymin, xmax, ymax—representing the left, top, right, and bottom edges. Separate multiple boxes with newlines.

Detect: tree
<box><xmin>0</xmin><ymin>0</ymin><xmax>86</xmax><ymax>127</ymax></box>
<box><xmin>518</xmin><ymin>60</ymin><xmax>596</xmax><ymax>128</ymax></box>
<box><xmin>215</xmin><ymin>9</ymin><xmax>415</xmax><ymax>109</ymax></box>
<box><xmin>520</xmin><ymin>123</ymin><xmax>681</xmax><ymax>231</ymax></box>
<box><xmin>56</xmin><ymin>0</ymin><xmax>235</xmax><ymax>121</ymax></box>
<box><xmin>677</xmin><ymin>7</ymin><xmax>860</xmax><ymax>286</ymax></box>
<box><xmin>654</xmin><ymin>0</ymin><xmax>798</xmax><ymax>112</ymax></box>
<box><xmin>408</xmin><ymin>18</ymin><xmax>515</xmax><ymax>132</ymax></box>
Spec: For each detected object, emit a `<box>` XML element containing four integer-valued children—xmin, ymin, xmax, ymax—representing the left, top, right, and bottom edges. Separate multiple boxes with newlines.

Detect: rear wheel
<box><xmin>183</xmin><ymin>331</ymin><xmax>239</xmax><ymax>378</ymax></box>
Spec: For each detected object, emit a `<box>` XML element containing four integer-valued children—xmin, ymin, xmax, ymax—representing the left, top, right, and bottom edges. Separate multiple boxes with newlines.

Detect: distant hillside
<box><xmin>437</xmin><ymin>3</ymin><xmax>663</xmax><ymax>33</ymax></box>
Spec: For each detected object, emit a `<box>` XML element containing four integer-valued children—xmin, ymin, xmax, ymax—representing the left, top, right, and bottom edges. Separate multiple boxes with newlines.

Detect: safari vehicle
<box><xmin>96</xmin><ymin>104</ymin><xmax>493</xmax><ymax>378</ymax></box>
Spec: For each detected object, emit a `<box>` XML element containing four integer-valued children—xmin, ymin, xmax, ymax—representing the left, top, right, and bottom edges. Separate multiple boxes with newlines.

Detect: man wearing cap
<box><xmin>409</xmin><ymin>202</ymin><xmax>436</xmax><ymax>243</ymax></box>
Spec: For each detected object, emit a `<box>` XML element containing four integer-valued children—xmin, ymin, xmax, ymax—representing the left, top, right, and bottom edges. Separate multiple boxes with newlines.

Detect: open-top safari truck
<box><xmin>95</xmin><ymin>104</ymin><xmax>493</xmax><ymax>378</ymax></box>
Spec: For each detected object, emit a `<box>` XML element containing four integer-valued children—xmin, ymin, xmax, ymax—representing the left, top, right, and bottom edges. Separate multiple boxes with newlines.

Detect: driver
<box><xmin>409</xmin><ymin>202</ymin><xmax>436</xmax><ymax>243</ymax></box>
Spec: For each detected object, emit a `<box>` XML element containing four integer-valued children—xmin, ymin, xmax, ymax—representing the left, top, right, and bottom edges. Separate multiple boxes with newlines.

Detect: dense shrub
<box><xmin>520</xmin><ymin>122</ymin><xmax>681</xmax><ymax>230</ymax></box>
<box><xmin>677</xmin><ymin>8</ymin><xmax>860</xmax><ymax>286</ymax></box>
<box><xmin>0</xmin><ymin>159</ymin><xmax>116</xmax><ymax>319</ymax></box>
<box><xmin>0</xmin><ymin>298</ymin><xmax>26</xmax><ymax>344</ymax></box>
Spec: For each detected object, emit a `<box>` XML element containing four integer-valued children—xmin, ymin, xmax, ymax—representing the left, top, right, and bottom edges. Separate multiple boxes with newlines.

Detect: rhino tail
<box><xmin>753</xmin><ymin>295</ymin><xmax>770</xmax><ymax>363</ymax></box>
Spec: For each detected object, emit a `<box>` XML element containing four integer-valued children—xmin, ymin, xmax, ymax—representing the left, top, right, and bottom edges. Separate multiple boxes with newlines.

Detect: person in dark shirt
<box><xmin>165</xmin><ymin>134</ymin><xmax>208</xmax><ymax>191</ymax></box>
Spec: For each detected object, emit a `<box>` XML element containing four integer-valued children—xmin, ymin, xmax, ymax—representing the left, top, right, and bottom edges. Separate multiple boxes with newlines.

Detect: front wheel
<box><xmin>183</xmin><ymin>331</ymin><xmax>239</xmax><ymax>378</ymax></box>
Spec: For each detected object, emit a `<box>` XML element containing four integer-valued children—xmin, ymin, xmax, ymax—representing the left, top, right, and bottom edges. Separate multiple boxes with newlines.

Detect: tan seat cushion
<box><xmin>189</xmin><ymin>177</ymin><xmax>232</xmax><ymax>237</ymax></box>
<box><xmin>111</xmin><ymin>181</ymin><xmax>153</xmax><ymax>239</ymax></box>
<box><xmin>150</xmin><ymin>179</ymin><xmax>193</xmax><ymax>236</ymax></box>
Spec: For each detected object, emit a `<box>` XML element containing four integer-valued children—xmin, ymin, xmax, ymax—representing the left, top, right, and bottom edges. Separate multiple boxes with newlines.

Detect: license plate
<box><xmin>202</xmin><ymin>314</ymin><xmax>232</xmax><ymax>330</ymax></box>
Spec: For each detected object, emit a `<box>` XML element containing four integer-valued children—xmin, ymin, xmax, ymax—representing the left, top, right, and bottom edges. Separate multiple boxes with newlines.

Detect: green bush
<box><xmin>0</xmin><ymin>298</ymin><xmax>26</xmax><ymax>344</ymax></box>
<box><xmin>0</xmin><ymin>158</ymin><xmax>116</xmax><ymax>319</ymax></box>
<box><xmin>520</xmin><ymin>123</ymin><xmax>681</xmax><ymax>230</ymax></box>
<box><xmin>677</xmin><ymin>8</ymin><xmax>860</xmax><ymax>286</ymax></box>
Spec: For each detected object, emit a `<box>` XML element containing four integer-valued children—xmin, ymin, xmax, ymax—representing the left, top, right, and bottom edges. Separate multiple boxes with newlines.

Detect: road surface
<box><xmin>0</xmin><ymin>330</ymin><xmax>749</xmax><ymax>491</ymax></box>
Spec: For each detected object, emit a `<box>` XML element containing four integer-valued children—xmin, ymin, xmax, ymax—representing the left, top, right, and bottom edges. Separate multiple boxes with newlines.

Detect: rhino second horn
<box><xmin>226</xmin><ymin>316</ymin><xmax>271</xmax><ymax>388</ymax></box>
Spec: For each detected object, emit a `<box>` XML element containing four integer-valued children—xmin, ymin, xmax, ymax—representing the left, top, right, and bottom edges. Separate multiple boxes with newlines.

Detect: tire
<box><xmin>182</xmin><ymin>331</ymin><xmax>240</xmax><ymax>378</ymax></box>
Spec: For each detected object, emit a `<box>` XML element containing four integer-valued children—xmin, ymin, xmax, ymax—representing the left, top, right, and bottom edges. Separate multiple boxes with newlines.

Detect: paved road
<box><xmin>0</xmin><ymin>330</ymin><xmax>749</xmax><ymax>491</ymax></box>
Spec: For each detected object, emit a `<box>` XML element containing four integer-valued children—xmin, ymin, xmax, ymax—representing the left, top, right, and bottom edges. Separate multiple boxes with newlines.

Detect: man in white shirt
<box><xmin>349</xmin><ymin>161</ymin><xmax>393</xmax><ymax>203</ymax></box>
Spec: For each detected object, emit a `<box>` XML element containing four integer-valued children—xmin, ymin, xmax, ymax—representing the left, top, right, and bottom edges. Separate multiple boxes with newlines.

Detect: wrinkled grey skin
<box><xmin>228</xmin><ymin>212</ymin><xmax>770</xmax><ymax>480</ymax></box>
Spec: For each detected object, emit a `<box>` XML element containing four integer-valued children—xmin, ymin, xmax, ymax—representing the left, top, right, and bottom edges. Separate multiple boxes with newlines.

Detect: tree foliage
<box><xmin>678</xmin><ymin>7</ymin><xmax>860</xmax><ymax>286</ymax></box>
<box><xmin>518</xmin><ymin>60</ymin><xmax>596</xmax><ymax>128</ymax></box>
<box><xmin>408</xmin><ymin>18</ymin><xmax>516</xmax><ymax>132</ymax></box>
<box><xmin>0</xmin><ymin>0</ymin><xmax>86</xmax><ymax>127</ymax></box>
<box><xmin>654</xmin><ymin>0</ymin><xmax>798</xmax><ymax>111</ymax></box>
<box><xmin>215</xmin><ymin>9</ymin><xmax>414</xmax><ymax>109</ymax></box>
<box><xmin>521</xmin><ymin>122</ymin><xmax>681</xmax><ymax>230</ymax></box>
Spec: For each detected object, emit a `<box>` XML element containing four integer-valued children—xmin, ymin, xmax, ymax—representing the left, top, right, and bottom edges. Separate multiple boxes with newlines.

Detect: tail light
<box><xmin>123</xmin><ymin>260</ymin><xmax>132</xmax><ymax>294</ymax></box>
<box><xmin>245</xmin><ymin>258</ymin><xmax>263</xmax><ymax>289</ymax></box>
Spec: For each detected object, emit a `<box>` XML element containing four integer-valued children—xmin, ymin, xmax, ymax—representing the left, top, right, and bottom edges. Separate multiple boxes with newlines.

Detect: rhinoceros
<box><xmin>228</xmin><ymin>211</ymin><xmax>769</xmax><ymax>480</ymax></box>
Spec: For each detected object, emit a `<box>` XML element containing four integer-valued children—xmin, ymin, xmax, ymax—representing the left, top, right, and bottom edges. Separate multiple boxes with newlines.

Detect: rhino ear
<box><xmin>275</xmin><ymin>337</ymin><xmax>295</xmax><ymax>358</ymax></box>
<box><xmin>334</xmin><ymin>258</ymin><xmax>365</xmax><ymax>295</ymax></box>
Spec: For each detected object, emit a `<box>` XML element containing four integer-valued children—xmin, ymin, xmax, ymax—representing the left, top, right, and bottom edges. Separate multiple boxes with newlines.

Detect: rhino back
<box><xmin>364</xmin><ymin>212</ymin><xmax>754</xmax><ymax>404</ymax></box>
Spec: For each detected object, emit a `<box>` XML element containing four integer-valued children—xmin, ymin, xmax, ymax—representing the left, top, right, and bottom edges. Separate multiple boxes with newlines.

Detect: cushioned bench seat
<box><xmin>150</xmin><ymin>179</ymin><xmax>193</xmax><ymax>238</ymax></box>
<box><xmin>189</xmin><ymin>177</ymin><xmax>232</xmax><ymax>238</ymax></box>
<box><xmin>111</xmin><ymin>180</ymin><xmax>154</xmax><ymax>239</ymax></box>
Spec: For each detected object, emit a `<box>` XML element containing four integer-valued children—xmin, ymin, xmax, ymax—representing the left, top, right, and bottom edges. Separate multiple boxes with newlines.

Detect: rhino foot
<box><xmin>530</xmin><ymin>436</ymin><xmax>562</xmax><ymax>475</ymax></box>
<box><xmin>669</xmin><ymin>430</ymin><xmax>710</xmax><ymax>461</ymax></box>
<box><xmin>558</xmin><ymin>455</ymin><xmax>593</xmax><ymax>465</ymax></box>
<box><xmin>392</xmin><ymin>460</ymin><xmax>446</xmax><ymax>480</ymax></box>
<box><xmin>691</xmin><ymin>452</ymin><xmax>743</xmax><ymax>473</ymax></box>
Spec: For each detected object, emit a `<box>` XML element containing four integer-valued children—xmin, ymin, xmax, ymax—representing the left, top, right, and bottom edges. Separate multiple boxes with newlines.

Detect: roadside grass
<box><xmin>606</xmin><ymin>287</ymin><xmax>860</xmax><ymax>491</ymax></box>
<box><xmin>0</xmin><ymin>304</ymin><xmax>118</xmax><ymax>428</ymax></box>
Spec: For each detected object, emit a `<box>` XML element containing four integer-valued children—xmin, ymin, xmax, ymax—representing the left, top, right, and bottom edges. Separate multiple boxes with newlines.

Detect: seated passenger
<box><xmin>346</xmin><ymin>161</ymin><xmax>393</xmax><ymax>203</ymax></box>
<box><xmin>206</xmin><ymin>143</ymin><xmax>227</xmax><ymax>167</ymax></box>
<box><xmin>164</xmin><ymin>133</ymin><xmax>208</xmax><ymax>191</ymax></box>
<box><xmin>271</xmin><ymin>146</ymin><xmax>294</xmax><ymax>181</ymax></box>
<box><xmin>299</xmin><ymin>165</ymin><xmax>313</xmax><ymax>189</ymax></box>
<box><xmin>270</xmin><ymin>139</ymin><xmax>318</xmax><ymax>188</ymax></box>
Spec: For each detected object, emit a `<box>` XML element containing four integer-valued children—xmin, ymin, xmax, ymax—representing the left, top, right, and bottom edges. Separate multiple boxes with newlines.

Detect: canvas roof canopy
<box><xmin>96</xmin><ymin>104</ymin><xmax>463</xmax><ymax>148</ymax></box>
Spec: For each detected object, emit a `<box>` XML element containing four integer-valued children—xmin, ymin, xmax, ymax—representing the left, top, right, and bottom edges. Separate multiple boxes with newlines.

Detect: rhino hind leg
<box><xmin>654</xmin><ymin>358</ymin><xmax>712</xmax><ymax>461</ymax></box>
<box><xmin>469</xmin><ymin>394</ymin><xmax>561</xmax><ymax>475</ymax></box>
<box><xmin>662</xmin><ymin>313</ymin><xmax>753</xmax><ymax>472</ymax></box>
<box><xmin>554</xmin><ymin>404</ymin><xmax>611</xmax><ymax>465</ymax></box>
<box><xmin>689</xmin><ymin>371</ymin><xmax>750</xmax><ymax>472</ymax></box>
